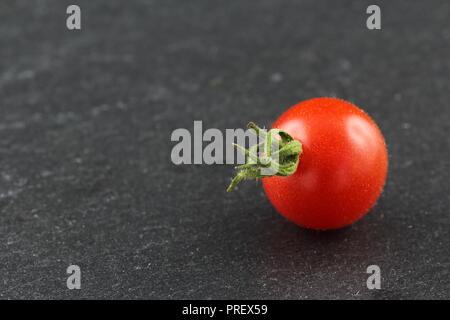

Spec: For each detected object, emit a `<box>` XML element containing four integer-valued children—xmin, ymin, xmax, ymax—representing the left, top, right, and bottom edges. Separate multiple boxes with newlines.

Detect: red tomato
<box><xmin>262</xmin><ymin>97</ymin><xmax>388</xmax><ymax>230</ymax></box>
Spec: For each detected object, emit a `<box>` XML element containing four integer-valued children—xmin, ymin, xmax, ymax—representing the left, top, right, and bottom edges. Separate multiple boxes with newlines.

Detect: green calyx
<box><xmin>226</xmin><ymin>122</ymin><xmax>302</xmax><ymax>192</ymax></box>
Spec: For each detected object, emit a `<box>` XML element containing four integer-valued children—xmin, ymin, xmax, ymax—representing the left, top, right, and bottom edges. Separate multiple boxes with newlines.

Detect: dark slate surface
<box><xmin>0</xmin><ymin>0</ymin><xmax>448</xmax><ymax>299</ymax></box>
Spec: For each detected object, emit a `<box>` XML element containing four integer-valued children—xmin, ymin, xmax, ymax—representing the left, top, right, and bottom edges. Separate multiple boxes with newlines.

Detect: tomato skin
<box><xmin>262</xmin><ymin>97</ymin><xmax>388</xmax><ymax>230</ymax></box>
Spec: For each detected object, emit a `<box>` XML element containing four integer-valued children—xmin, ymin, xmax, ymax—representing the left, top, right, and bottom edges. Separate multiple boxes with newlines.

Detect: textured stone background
<box><xmin>0</xmin><ymin>0</ymin><xmax>448</xmax><ymax>299</ymax></box>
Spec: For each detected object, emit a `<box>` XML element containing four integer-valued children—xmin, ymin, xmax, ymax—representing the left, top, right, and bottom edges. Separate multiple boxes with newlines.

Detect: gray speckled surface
<box><xmin>0</xmin><ymin>0</ymin><xmax>449</xmax><ymax>299</ymax></box>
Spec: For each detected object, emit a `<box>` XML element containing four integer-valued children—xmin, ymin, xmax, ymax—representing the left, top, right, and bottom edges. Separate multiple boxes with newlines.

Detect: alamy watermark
<box><xmin>67</xmin><ymin>265</ymin><xmax>81</xmax><ymax>289</ymax></box>
<box><xmin>366</xmin><ymin>5</ymin><xmax>381</xmax><ymax>30</ymax></box>
<box><xmin>66</xmin><ymin>5</ymin><xmax>81</xmax><ymax>30</ymax></box>
<box><xmin>366</xmin><ymin>265</ymin><xmax>381</xmax><ymax>289</ymax></box>
<box><xmin>64</xmin><ymin>4</ymin><xmax>381</xmax><ymax>34</ymax></box>
<box><xmin>170</xmin><ymin>121</ymin><xmax>303</xmax><ymax>191</ymax></box>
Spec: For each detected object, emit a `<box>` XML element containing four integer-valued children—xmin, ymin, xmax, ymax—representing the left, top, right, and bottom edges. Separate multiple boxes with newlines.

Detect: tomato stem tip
<box><xmin>226</xmin><ymin>122</ymin><xmax>302</xmax><ymax>192</ymax></box>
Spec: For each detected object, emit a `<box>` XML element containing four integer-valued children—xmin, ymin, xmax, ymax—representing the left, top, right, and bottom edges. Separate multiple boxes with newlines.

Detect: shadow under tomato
<box><xmin>239</xmin><ymin>206</ymin><xmax>390</xmax><ymax>298</ymax></box>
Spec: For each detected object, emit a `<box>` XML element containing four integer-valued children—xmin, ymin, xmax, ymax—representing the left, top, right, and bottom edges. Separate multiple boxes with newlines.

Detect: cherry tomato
<box><xmin>262</xmin><ymin>97</ymin><xmax>388</xmax><ymax>230</ymax></box>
